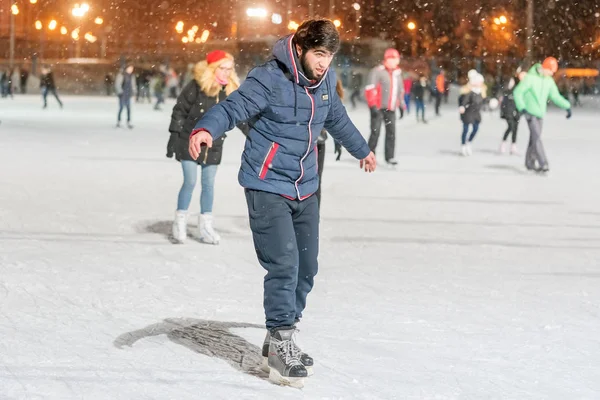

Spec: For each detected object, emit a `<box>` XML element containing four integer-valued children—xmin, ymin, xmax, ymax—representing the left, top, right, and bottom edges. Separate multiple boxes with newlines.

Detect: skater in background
<box><xmin>571</xmin><ymin>79</ymin><xmax>582</xmax><ymax>107</ymax></box>
<box><xmin>365</xmin><ymin>48</ymin><xmax>405</xmax><ymax>166</ymax></box>
<box><xmin>40</xmin><ymin>66</ymin><xmax>63</xmax><ymax>109</ymax></box>
<box><xmin>349</xmin><ymin>70</ymin><xmax>363</xmax><ymax>109</ymax></box>
<box><xmin>499</xmin><ymin>67</ymin><xmax>525</xmax><ymax>155</ymax></box>
<box><xmin>513</xmin><ymin>57</ymin><xmax>571</xmax><ymax>173</ymax></box>
<box><xmin>435</xmin><ymin>69</ymin><xmax>446</xmax><ymax>115</ymax></box>
<box><xmin>188</xmin><ymin>19</ymin><xmax>377</xmax><ymax>387</ymax></box>
<box><xmin>403</xmin><ymin>73</ymin><xmax>412</xmax><ymax>116</ymax></box>
<box><xmin>316</xmin><ymin>79</ymin><xmax>344</xmax><ymax>208</ymax></box>
<box><xmin>104</xmin><ymin>73</ymin><xmax>114</xmax><ymax>96</ymax></box>
<box><xmin>168</xmin><ymin>50</ymin><xmax>244</xmax><ymax>245</ymax></box>
<box><xmin>411</xmin><ymin>74</ymin><xmax>429</xmax><ymax>123</ymax></box>
<box><xmin>153</xmin><ymin>67</ymin><xmax>166</xmax><ymax>110</ymax></box>
<box><xmin>459</xmin><ymin>70</ymin><xmax>485</xmax><ymax>156</ymax></box>
<box><xmin>115</xmin><ymin>64</ymin><xmax>136</xmax><ymax>128</ymax></box>
<box><xmin>20</xmin><ymin>68</ymin><xmax>29</xmax><ymax>94</ymax></box>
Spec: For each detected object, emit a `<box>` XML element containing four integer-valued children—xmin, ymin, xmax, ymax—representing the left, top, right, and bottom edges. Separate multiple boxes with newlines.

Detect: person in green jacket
<box><xmin>513</xmin><ymin>57</ymin><xmax>572</xmax><ymax>173</ymax></box>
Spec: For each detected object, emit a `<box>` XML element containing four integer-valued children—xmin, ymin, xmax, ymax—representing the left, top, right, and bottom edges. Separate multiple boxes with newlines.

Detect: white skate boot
<box><xmin>198</xmin><ymin>213</ymin><xmax>220</xmax><ymax>245</ymax></box>
<box><xmin>172</xmin><ymin>210</ymin><xmax>187</xmax><ymax>243</ymax></box>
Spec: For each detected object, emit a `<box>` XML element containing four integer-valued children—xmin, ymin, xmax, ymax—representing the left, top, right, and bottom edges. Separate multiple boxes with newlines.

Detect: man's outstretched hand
<box><xmin>189</xmin><ymin>130</ymin><xmax>213</xmax><ymax>160</ymax></box>
<box><xmin>360</xmin><ymin>151</ymin><xmax>377</xmax><ymax>173</ymax></box>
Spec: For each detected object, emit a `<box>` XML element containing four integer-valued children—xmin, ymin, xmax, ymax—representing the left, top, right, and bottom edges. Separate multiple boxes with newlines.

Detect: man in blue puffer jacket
<box><xmin>189</xmin><ymin>19</ymin><xmax>376</xmax><ymax>386</ymax></box>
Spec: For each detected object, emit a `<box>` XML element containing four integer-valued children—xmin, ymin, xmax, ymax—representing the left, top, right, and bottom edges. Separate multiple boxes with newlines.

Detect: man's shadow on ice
<box><xmin>114</xmin><ymin>318</ymin><xmax>268</xmax><ymax>380</ymax></box>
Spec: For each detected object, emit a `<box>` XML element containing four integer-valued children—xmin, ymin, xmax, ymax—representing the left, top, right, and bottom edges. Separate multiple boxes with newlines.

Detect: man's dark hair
<box><xmin>293</xmin><ymin>19</ymin><xmax>340</xmax><ymax>54</ymax></box>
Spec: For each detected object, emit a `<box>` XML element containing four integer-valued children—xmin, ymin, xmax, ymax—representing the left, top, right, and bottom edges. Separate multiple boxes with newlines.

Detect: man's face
<box><xmin>296</xmin><ymin>45</ymin><xmax>334</xmax><ymax>81</ymax></box>
<box><xmin>126</xmin><ymin>66</ymin><xmax>134</xmax><ymax>74</ymax></box>
<box><xmin>383</xmin><ymin>56</ymin><xmax>400</xmax><ymax>70</ymax></box>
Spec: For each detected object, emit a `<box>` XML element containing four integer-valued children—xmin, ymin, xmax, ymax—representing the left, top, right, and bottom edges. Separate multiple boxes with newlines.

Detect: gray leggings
<box><xmin>525</xmin><ymin>114</ymin><xmax>548</xmax><ymax>169</ymax></box>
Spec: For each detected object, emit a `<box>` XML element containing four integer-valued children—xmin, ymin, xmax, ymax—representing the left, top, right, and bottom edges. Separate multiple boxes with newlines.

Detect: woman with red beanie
<box><xmin>167</xmin><ymin>50</ymin><xmax>245</xmax><ymax>244</ymax></box>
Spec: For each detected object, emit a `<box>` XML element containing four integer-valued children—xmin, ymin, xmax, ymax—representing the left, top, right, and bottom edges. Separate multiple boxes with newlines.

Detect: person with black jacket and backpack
<box><xmin>167</xmin><ymin>50</ymin><xmax>245</xmax><ymax>245</ymax></box>
<box><xmin>499</xmin><ymin>68</ymin><xmax>526</xmax><ymax>154</ymax></box>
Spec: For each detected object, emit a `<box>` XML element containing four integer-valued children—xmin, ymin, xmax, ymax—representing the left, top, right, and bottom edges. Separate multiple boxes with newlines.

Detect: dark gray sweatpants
<box><xmin>525</xmin><ymin>113</ymin><xmax>548</xmax><ymax>169</ymax></box>
<box><xmin>245</xmin><ymin>189</ymin><xmax>319</xmax><ymax>330</ymax></box>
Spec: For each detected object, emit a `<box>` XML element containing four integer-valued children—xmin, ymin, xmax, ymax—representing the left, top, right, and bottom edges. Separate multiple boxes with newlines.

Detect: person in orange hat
<box><xmin>513</xmin><ymin>57</ymin><xmax>572</xmax><ymax>173</ymax></box>
<box><xmin>364</xmin><ymin>48</ymin><xmax>405</xmax><ymax>166</ymax></box>
<box><xmin>167</xmin><ymin>50</ymin><xmax>246</xmax><ymax>244</ymax></box>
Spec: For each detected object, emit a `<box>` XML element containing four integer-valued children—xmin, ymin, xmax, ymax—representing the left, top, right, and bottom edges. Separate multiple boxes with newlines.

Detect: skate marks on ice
<box><xmin>114</xmin><ymin>318</ymin><xmax>269</xmax><ymax>380</ymax></box>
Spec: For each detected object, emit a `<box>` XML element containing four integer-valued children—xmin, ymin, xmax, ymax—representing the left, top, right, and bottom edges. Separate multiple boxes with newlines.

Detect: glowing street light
<box><xmin>333</xmin><ymin>19</ymin><xmax>341</xmax><ymax>28</ymax></box>
<box><xmin>182</xmin><ymin>37</ymin><xmax>189</xmax><ymax>43</ymax></box>
<box><xmin>407</xmin><ymin>21</ymin><xmax>416</xmax><ymax>30</ymax></box>
<box><xmin>48</xmin><ymin>20</ymin><xmax>57</xmax><ymax>30</ymax></box>
<box><xmin>35</xmin><ymin>20</ymin><xmax>43</xmax><ymax>30</ymax></box>
<box><xmin>493</xmin><ymin>17</ymin><xmax>501</xmax><ymax>25</ymax></box>
<box><xmin>246</xmin><ymin>8</ymin><xmax>268</xmax><ymax>18</ymax></box>
<box><xmin>72</xmin><ymin>28</ymin><xmax>80</xmax><ymax>40</ymax></box>
<box><xmin>61</xmin><ymin>26</ymin><xmax>68</xmax><ymax>35</ymax></box>
<box><xmin>199</xmin><ymin>29</ymin><xmax>210</xmax><ymax>43</ymax></box>
<box><xmin>192</xmin><ymin>25</ymin><xmax>199</xmax><ymax>32</ymax></box>
<box><xmin>271</xmin><ymin>13</ymin><xmax>282</xmax><ymax>25</ymax></box>
<box><xmin>353</xmin><ymin>3</ymin><xmax>361</xmax><ymax>11</ymax></box>
<box><xmin>175</xmin><ymin>21</ymin><xmax>184</xmax><ymax>34</ymax></box>
<box><xmin>72</xmin><ymin>4</ymin><xmax>89</xmax><ymax>17</ymax></box>
<box><xmin>95</xmin><ymin>17</ymin><xmax>103</xmax><ymax>25</ymax></box>
<box><xmin>288</xmin><ymin>20</ymin><xmax>299</xmax><ymax>31</ymax></box>
<box><xmin>84</xmin><ymin>32</ymin><xmax>97</xmax><ymax>43</ymax></box>
<box><xmin>11</xmin><ymin>4</ymin><xmax>19</xmax><ymax>15</ymax></box>
<box><xmin>30</xmin><ymin>0</ymin><xmax>38</xmax><ymax>3</ymax></box>
<box><xmin>499</xmin><ymin>15</ymin><xmax>508</xmax><ymax>24</ymax></box>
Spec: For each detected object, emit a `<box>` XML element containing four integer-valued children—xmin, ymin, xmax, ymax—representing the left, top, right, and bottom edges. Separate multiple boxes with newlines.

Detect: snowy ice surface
<box><xmin>1</xmin><ymin>94</ymin><xmax>600</xmax><ymax>400</ymax></box>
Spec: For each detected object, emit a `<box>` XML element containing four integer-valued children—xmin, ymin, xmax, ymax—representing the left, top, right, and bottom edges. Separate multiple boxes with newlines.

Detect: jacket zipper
<box><xmin>295</xmin><ymin>88</ymin><xmax>315</xmax><ymax>199</ymax></box>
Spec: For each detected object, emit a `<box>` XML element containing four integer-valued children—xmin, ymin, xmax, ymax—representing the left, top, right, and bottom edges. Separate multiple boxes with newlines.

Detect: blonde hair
<box><xmin>193</xmin><ymin>53</ymin><xmax>240</xmax><ymax>98</ymax></box>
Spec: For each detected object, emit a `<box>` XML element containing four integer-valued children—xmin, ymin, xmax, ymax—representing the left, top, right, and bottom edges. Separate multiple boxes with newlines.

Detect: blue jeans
<box><xmin>461</xmin><ymin>121</ymin><xmax>480</xmax><ymax>145</ymax></box>
<box><xmin>43</xmin><ymin>87</ymin><xmax>63</xmax><ymax>107</ymax></box>
<box><xmin>177</xmin><ymin>160</ymin><xmax>218</xmax><ymax>213</ymax></box>
<box><xmin>415</xmin><ymin>99</ymin><xmax>425</xmax><ymax>120</ymax></box>
<box><xmin>245</xmin><ymin>189</ymin><xmax>319</xmax><ymax>330</ymax></box>
<box><xmin>117</xmin><ymin>94</ymin><xmax>131</xmax><ymax>122</ymax></box>
<box><xmin>404</xmin><ymin>93</ymin><xmax>411</xmax><ymax>113</ymax></box>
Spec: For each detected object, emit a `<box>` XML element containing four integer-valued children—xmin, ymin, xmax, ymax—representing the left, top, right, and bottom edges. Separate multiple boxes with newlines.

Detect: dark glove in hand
<box><xmin>566</xmin><ymin>109</ymin><xmax>572</xmax><ymax>119</ymax></box>
<box><xmin>166</xmin><ymin>134</ymin><xmax>177</xmax><ymax>158</ymax></box>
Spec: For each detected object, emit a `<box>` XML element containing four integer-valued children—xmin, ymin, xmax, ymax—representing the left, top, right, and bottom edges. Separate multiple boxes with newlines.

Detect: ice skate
<box><xmin>510</xmin><ymin>143</ymin><xmax>519</xmax><ymax>155</ymax></box>
<box><xmin>198</xmin><ymin>214</ymin><xmax>220</xmax><ymax>245</ymax></box>
<box><xmin>171</xmin><ymin>210</ymin><xmax>187</xmax><ymax>243</ymax></box>
<box><xmin>499</xmin><ymin>141</ymin><xmax>508</xmax><ymax>154</ymax></box>
<box><xmin>386</xmin><ymin>158</ymin><xmax>398</xmax><ymax>168</ymax></box>
<box><xmin>261</xmin><ymin>329</ymin><xmax>314</xmax><ymax>376</ymax></box>
<box><xmin>466</xmin><ymin>143</ymin><xmax>473</xmax><ymax>156</ymax></box>
<box><xmin>266</xmin><ymin>327</ymin><xmax>308</xmax><ymax>388</ymax></box>
<box><xmin>461</xmin><ymin>145</ymin><xmax>469</xmax><ymax>157</ymax></box>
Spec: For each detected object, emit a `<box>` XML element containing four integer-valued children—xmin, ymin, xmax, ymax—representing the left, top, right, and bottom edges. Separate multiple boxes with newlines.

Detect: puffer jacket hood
<box><xmin>272</xmin><ymin>35</ymin><xmax>329</xmax><ymax>89</ymax></box>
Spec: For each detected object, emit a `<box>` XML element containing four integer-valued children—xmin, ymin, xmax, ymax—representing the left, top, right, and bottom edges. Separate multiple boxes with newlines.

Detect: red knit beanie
<box><xmin>206</xmin><ymin>50</ymin><xmax>228</xmax><ymax>65</ymax></box>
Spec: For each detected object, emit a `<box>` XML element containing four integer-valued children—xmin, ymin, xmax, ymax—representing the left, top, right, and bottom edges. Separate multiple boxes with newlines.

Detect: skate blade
<box><xmin>262</xmin><ymin>357</ymin><xmax>314</xmax><ymax>377</ymax></box>
<box><xmin>268</xmin><ymin>368</ymin><xmax>305</xmax><ymax>388</ymax></box>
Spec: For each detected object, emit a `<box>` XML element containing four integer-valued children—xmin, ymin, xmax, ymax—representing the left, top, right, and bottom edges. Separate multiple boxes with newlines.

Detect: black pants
<box><xmin>316</xmin><ymin>142</ymin><xmax>326</xmax><ymax>208</ymax></box>
<box><xmin>368</xmin><ymin>108</ymin><xmax>396</xmax><ymax>161</ymax></box>
<box><xmin>245</xmin><ymin>189</ymin><xmax>319</xmax><ymax>330</ymax></box>
<box><xmin>502</xmin><ymin>118</ymin><xmax>519</xmax><ymax>143</ymax></box>
<box><xmin>350</xmin><ymin>90</ymin><xmax>361</xmax><ymax>108</ymax></box>
<box><xmin>435</xmin><ymin>92</ymin><xmax>442</xmax><ymax>115</ymax></box>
